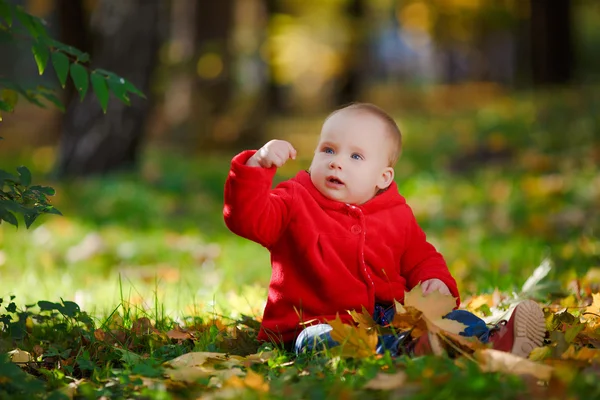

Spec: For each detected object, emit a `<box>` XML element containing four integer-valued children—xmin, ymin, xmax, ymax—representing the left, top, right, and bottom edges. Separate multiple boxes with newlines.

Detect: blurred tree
<box><xmin>334</xmin><ymin>0</ymin><xmax>366</xmax><ymax>105</ymax></box>
<box><xmin>55</xmin><ymin>0</ymin><xmax>161</xmax><ymax>177</ymax></box>
<box><xmin>530</xmin><ymin>0</ymin><xmax>573</xmax><ymax>85</ymax></box>
<box><xmin>57</xmin><ymin>0</ymin><xmax>91</xmax><ymax>106</ymax></box>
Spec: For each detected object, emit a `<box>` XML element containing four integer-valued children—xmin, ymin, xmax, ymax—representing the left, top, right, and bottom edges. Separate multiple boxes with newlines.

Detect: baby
<box><xmin>224</xmin><ymin>103</ymin><xmax>545</xmax><ymax>357</ymax></box>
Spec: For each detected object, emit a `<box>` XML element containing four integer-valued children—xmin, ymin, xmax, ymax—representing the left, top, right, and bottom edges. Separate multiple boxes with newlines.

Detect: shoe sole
<box><xmin>511</xmin><ymin>300</ymin><xmax>546</xmax><ymax>358</ymax></box>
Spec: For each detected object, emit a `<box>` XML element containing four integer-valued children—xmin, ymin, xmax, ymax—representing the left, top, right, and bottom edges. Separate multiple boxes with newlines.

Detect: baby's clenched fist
<box><xmin>246</xmin><ymin>140</ymin><xmax>297</xmax><ymax>168</ymax></box>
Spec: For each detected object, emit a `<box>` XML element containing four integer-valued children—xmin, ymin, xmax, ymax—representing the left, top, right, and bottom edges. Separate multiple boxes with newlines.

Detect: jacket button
<box><xmin>351</xmin><ymin>225</ymin><xmax>362</xmax><ymax>234</ymax></box>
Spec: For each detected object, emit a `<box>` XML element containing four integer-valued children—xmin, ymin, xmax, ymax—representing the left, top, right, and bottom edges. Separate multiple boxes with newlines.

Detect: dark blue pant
<box><xmin>295</xmin><ymin>304</ymin><xmax>491</xmax><ymax>355</ymax></box>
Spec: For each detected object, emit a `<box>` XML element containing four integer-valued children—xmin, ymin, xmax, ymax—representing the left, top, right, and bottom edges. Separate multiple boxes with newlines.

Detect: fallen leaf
<box><xmin>94</xmin><ymin>329</ymin><xmax>106</xmax><ymax>342</ymax></box>
<box><xmin>8</xmin><ymin>349</ymin><xmax>33</xmax><ymax>365</ymax></box>
<box><xmin>403</xmin><ymin>284</ymin><xmax>467</xmax><ymax>336</ymax></box>
<box><xmin>328</xmin><ymin>314</ymin><xmax>378</xmax><ymax>358</ymax></box>
<box><xmin>164</xmin><ymin>352</ymin><xmax>245</xmax><ymax>383</ymax></box>
<box><xmin>244</xmin><ymin>351</ymin><xmax>276</xmax><ymax>366</ymax></box>
<box><xmin>364</xmin><ymin>371</ymin><xmax>407</xmax><ymax>390</ymax></box>
<box><xmin>166</xmin><ymin>329</ymin><xmax>193</xmax><ymax>341</ymax></box>
<box><xmin>132</xmin><ymin>317</ymin><xmax>154</xmax><ymax>335</ymax></box>
<box><xmin>475</xmin><ymin>349</ymin><xmax>554</xmax><ymax>381</ymax></box>
<box><xmin>244</xmin><ymin>369</ymin><xmax>269</xmax><ymax>392</ymax></box>
<box><xmin>561</xmin><ymin>345</ymin><xmax>600</xmax><ymax>361</ymax></box>
<box><xmin>348</xmin><ymin>306</ymin><xmax>378</xmax><ymax>330</ymax></box>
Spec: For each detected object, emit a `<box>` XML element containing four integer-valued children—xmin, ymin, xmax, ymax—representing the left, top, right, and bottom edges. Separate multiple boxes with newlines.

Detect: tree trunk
<box><xmin>530</xmin><ymin>0</ymin><xmax>573</xmax><ymax>85</ymax></box>
<box><xmin>334</xmin><ymin>0</ymin><xmax>366</xmax><ymax>105</ymax></box>
<box><xmin>55</xmin><ymin>0</ymin><xmax>161</xmax><ymax>177</ymax></box>
<box><xmin>57</xmin><ymin>0</ymin><xmax>91</xmax><ymax>106</ymax></box>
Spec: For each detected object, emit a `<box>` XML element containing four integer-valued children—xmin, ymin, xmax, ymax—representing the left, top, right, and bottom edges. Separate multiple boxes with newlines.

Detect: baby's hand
<box><xmin>247</xmin><ymin>140</ymin><xmax>297</xmax><ymax>168</ymax></box>
<box><xmin>421</xmin><ymin>279</ymin><xmax>452</xmax><ymax>296</ymax></box>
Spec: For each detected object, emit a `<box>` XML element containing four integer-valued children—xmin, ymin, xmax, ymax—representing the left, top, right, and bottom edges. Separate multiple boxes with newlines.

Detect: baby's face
<box><xmin>309</xmin><ymin>111</ymin><xmax>394</xmax><ymax>205</ymax></box>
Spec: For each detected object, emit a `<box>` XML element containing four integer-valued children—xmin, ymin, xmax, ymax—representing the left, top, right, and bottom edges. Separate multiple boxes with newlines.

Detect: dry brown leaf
<box><xmin>166</xmin><ymin>329</ymin><xmax>193</xmax><ymax>341</ymax></box>
<box><xmin>475</xmin><ymin>349</ymin><xmax>554</xmax><ymax>381</ymax></box>
<box><xmin>363</xmin><ymin>371</ymin><xmax>407</xmax><ymax>390</ymax></box>
<box><xmin>438</xmin><ymin>331</ymin><xmax>486</xmax><ymax>354</ymax></box>
<box><xmin>328</xmin><ymin>314</ymin><xmax>377</xmax><ymax>358</ymax></box>
<box><xmin>132</xmin><ymin>317</ymin><xmax>154</xmax><ymax>335</ymax></box>
<box><xmin>94</xmin><ymin>329</ymin><xmax>106</xmax><ymax>342</ymax></box>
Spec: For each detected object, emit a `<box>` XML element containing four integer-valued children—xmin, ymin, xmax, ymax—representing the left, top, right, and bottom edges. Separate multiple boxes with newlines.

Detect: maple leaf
<box><xmin>403</xmin><ymin>284</ymin><xmax>467</xmax><ymax>336</ymax></box>
<box><xmin>328</xmin><ymin>314</ymin><xmax>378</xmax><ymax>358</ymax></box>
<box><xmin>391</xmin><ymin>303</ymin><xmax>427</xmax><ymax>338</ymax></box>
<box><xmin>348</xmin><ymin>306</ymin><xmax>378</xmax><ymax>330</ymax></box>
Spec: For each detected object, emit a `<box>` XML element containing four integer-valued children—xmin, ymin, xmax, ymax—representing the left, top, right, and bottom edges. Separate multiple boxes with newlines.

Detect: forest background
<box><xmin>0</xmin><ymin>0</ymin><xmax>599</xmax><ymax>398</ymax></box>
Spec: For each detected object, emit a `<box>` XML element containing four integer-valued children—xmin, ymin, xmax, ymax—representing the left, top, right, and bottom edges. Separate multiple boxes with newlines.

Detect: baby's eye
<box><xmin>323</xmin><ymin>147</ymin><xmax>334</xmax><ymax>154</ymax></box>
<box><xmin>351</xmin><ymin>153</ymin><xmax>363</xmax><ymax>160</ymax></box>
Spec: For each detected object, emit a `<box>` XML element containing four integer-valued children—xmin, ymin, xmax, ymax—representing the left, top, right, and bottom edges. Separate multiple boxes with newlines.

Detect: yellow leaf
<box><xmin>348</xmin><ymin>306</ymin><xmax>378</xmax><ymax>329</ymax></box>
<box><xmin>328</xmin><ymin>314</ymin><xmax>377</xmax><ymax>358</ymax></box>
<box><xmin>363</xmin><ymin>371</ymin><xmax>407</xmax><ymax>390</ymax></box>
<box><xmin>404</xmin><ymin>284</ymin><xmax>466</xmax><ymax>335</ymax></box>
<box><xmin>8</xmin><ymin>349</ymin><xmax>33</xmax><ymax>364</ymax></box>
<box><xmin>244</xmin><ymin>369</ymin><xmax>269</xmax><ymax>392</ymax></box>
<box><xmin>244</xmin><ymin>351</ymin><xmax>276</xmax><ymax>366</ymax></box>
<box><xmin>528</xmin><ymin>345</ymin><xmax>552</xmax><ymax>362</ymax></box>
<box><xmin>561</xmin><ymin>345</ymin><xmax>600</xmax><ymax>362</ymax></box>
<box><xmin>475</xmin><ymin>349</ymin><xmax>554</xmax><ymax>381</ymax></box>
<box><xmin>583</xmin><ymin>293</ymin><xmax>600</xmax><ymax>322</ymax></box>
<box><xmin>164</xmin><ymin>352</ymin><xmax>244</xmax><ymax>383</ymax></box>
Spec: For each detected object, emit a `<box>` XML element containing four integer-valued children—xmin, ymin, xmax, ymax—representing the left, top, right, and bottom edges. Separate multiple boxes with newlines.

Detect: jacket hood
<box><xmin>293</xmin><ymin>170</ymin><xmax>406</xmax><ymax>214</ymax></box>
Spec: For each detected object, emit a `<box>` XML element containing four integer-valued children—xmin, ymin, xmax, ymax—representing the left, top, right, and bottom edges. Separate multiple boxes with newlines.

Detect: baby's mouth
<box><xmin>326</xmin><ymin>176</ymin><xmax>344</xmax><ymax>186</ymax></box>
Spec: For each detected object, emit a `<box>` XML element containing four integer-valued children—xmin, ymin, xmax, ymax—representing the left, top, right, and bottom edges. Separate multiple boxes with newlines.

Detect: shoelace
<box><xmin>488</xmin><ymin>320</ymin><xmax>507</xmax><ymax>337</ymax></box>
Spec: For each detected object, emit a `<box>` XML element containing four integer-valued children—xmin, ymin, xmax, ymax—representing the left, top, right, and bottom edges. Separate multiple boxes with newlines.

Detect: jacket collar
<box><xmin>293</xmin><ymin>170</ymin><xmax>406</xmax><ymax>213</ymax></box>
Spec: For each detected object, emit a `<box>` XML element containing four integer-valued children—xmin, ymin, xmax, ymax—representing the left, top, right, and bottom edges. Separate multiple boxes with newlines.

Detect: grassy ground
<box><xmin>0</xmin><ymin>87</ymin><xmax>599</xmax><ymax>398</ymax></box>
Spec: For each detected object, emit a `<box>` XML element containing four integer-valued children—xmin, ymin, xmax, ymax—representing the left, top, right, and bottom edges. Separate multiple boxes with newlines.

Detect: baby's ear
<box><xmin>377</xmin><ymin>167</ymin><xmax>395</xmax><ymax>190</ymax></box>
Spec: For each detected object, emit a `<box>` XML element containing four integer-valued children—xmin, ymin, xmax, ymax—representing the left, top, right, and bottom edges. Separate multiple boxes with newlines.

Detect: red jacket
<box><xmin>223</xmin><ymin>150</ymin><xmax>459</xmax><ymax>344</ymax></box>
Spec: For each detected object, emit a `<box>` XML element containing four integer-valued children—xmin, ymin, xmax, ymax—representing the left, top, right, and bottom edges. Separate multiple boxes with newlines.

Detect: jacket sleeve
<box><xmin>400</xmin><ymin>207</ymin><xmax>460</xmax><ymax>304</ymax></box>
<box><xmin>223</xmin><ymin>150</ymin><xmax>294</xmax><ymax>248</ymax></box>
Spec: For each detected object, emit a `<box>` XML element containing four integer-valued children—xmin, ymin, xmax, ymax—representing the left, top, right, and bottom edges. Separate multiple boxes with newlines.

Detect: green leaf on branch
<box><xmin>91</xmin><ymin>72</ymin><xmax>109</xmax><ymax>113</ymax></box>
<box><xmin>23</xmin><ymin>212</ymin><xmax>38</xmax><ymax>228</ymax></box>
<box><xmin>0</xmin><ymin>1</ymin><xmax>13</xmax><ymax>26</ymax></box>
<box><xmin>0</xmin><ymin>210</ymin><xmax>18</xmax><ymax>227</ymax></box>
<box><xmin>107</xmin><ymin>75</ymin><xmax>130</xmax><ymax>105</ymax></box>
<box><xmin>14</xmin><ymin>7</ymin><xmax>37</xmax><ymax>38</ymax></box>
<box><xmin>49</xmin><ymin>39</ymin><xmax>89</xmax><ymax>62</ymax></box>
<box><xmin>32</xmin><ymin>41</ymin><xmax>49</xmax><ymax>75</ymax></box>
<box><xmin>70</xmin><ymin>63</ymin><xmax>88</xmax><ymax>101</ymax></box>
<box><xmin>30</xmin><ymin>16</ymin><xmax>47</xmax><ymax>38</ymax></box>
<box><xmin>123</xmin><ymin>78</ymin><xmax>146</xmax><ymax>99</ymax></box>
<box><xmin>29</xmin><ymin>185</ymin><xmax>56</xmax><ymax>196</ymax></box>
<box><xmin>39</xmin><ymin>90</ymin><xmax>65</xmax><ymax>112</ymax></box>
<box><xmin>51</xmin><ymin>51</ymin><xmax>69</xmax><ymax>88</ymax></box>
<box><xmin>17</xmin><ymin>166</ymin><xmax>31</xmax><ymax>186</ymax></box>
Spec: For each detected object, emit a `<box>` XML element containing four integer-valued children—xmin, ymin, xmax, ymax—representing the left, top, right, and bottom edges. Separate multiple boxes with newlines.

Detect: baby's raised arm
<box><xmin>224</xmin><ymin>141</ymin><xmax>297</xmax><ymax>248</ymax></box>
<box><xmin>246</xmin><ymin>140</ymin><xmax>297</xmax><ymax>168</ymax></box>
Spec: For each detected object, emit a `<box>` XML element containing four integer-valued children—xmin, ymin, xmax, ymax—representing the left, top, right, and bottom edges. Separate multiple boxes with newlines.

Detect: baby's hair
<box><xmin>326</xmin><ymin>103</ymin><xmax>402</xmax><ymax>166</ymax></box>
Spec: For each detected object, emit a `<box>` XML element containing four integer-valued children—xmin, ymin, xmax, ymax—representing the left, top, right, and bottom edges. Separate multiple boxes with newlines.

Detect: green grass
<box><xmin>0</xmin><ymin>87</ymin><xmax>599</xmax><ymax>398</ymax></box>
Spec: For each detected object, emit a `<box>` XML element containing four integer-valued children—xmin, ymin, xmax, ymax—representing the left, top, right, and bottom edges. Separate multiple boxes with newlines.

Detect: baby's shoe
<box><xmin>488</xmin><ymin>299</ymin><xmax>546</xmax><ymax>358</ymax></box>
